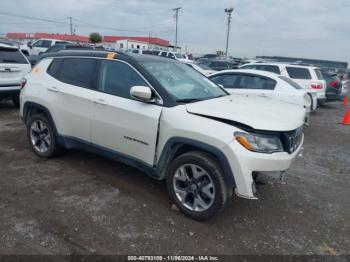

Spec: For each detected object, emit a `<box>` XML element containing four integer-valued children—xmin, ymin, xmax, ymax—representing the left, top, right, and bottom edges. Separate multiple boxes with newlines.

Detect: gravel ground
<box><xmin>0</xmin><ymin>100</ymin><xmax>349</xmax><ymax>256</ymax></box>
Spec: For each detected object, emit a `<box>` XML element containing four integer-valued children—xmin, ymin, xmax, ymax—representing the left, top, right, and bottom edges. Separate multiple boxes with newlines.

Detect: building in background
<box><xmin>102</xmin><ymin>36</ymin><xmax>170</xmax><ymax>51</ymax></box>
<box><xmin>6</xmin><ymin>32</ymin><xmax>172</xmax><ymax>51</ymax></box>
<box><xmin>6</xmin><ymin>32</ymin><xmax>89</xmax><ymax>44</ymax></box>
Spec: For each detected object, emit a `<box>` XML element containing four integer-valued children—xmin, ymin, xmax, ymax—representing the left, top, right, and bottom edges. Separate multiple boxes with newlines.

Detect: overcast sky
<box><xmin>1</xmin><ymin>0</ymin><xmax>349</xmax><ymax>63</ymax></box>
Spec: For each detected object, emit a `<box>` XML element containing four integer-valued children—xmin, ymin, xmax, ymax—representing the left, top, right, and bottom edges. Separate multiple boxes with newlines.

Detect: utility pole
<box><xmin>68</xmin><ymin>17</ymin><xmax>73</xmax><ymax>35</ymax></box>
<box><xmin>172</xmin><ymin>7</ymin><xmax>182</xmax><ymax>52</ymax></box>
<box><xmin>224</xmin><ymin>7</ymin><xmax>234</xmax><ymax>58</ymax></box>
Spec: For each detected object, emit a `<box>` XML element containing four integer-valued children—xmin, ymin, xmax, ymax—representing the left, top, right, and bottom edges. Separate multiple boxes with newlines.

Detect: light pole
<box><xmin>173</xmin><ymin>7</ymin><xmax>182</xmax><ymax>52</ymax></box>
<box><xmin>224</xmin><ymin>7</ymin><xmax>234</xmax><ymax>58</ymax></box>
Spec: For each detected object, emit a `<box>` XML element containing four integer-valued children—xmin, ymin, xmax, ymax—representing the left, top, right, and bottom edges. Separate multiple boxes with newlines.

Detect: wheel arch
<box><xmin>156</xmin><ymin>137</ymin><xmax>236</xmax><ymax>188</ymax></box>
<box><xmin>23</xmin><ymin>102</ymin><xmax>59</xmax><ymax>140</ymax></box>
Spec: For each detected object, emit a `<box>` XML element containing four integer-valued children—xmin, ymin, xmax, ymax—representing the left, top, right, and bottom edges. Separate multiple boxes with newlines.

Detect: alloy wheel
<box><xmin>30</xmin><ymin>120</ymin><xmax>51</xmax><ymax>153</ymax></box>
<box><xmin>173</xmin><ymin>164</ymin><xmax>215</xmax><ymax>212</ymax></box>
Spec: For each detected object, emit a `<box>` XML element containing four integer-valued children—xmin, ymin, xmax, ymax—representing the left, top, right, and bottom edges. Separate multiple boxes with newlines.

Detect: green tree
<box><xmin>89</xmin><ymin>32</ymin><xmax>102</xmax><ymax>44</ymax></box>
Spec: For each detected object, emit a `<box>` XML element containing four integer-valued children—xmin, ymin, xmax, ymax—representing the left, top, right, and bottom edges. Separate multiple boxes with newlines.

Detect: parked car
<box><xmin>21</xmin><ymin>39</ymin><xmax>73</xmax><ymax>56</ymax></box>
<box><xmin>199</xmin><ymin>59</ymin><xmax>238</xmax><ymax>71</ymax></box>
<box><xmin>0</xmin><ymin>43</ymin><xmax>31</xmax><ymax>106</ymax></box>
<box><xmin>209</xmin><ymin>69</ymin><xmax>312</xmax><ymax>122</ymax></box>
<box><xmin>322</xmin><ymin>72</ymin><xmax>342</xmax><ymax>102</ymax></box>
<box><xmin>41</xmin><ymin>43</ymin><xmax>95</xmax><ymax>55</ymax></box>
<box><xmin>20</xmin><ymin>51</ymin><xmax>304</xmax><ymax>220</ymax></box>
<box><xmin>158</xmin><ymin>51</ymin><xmax>190</xmax><ymax>62</ymax></box>
<box><xmin>240</xmin><ymin>63</ymin><xmax>326</xmax><ymax>107</ymax></box>
<box><xmin>182</xmin><ymin>61</ymin><xmax>216</xmax><ymax>76</ymax></box>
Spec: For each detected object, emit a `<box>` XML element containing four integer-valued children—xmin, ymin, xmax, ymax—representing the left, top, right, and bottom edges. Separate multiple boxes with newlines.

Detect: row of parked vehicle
<box><xmin>0</xmin><ymin>40</ymin><xmax>348</xmax><ymax>220</ymax></box>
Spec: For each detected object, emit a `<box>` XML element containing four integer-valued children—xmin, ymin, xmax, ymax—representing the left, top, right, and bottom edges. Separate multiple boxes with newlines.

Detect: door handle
<box><xmin>94</xmin><ymin>99</ymin><xmax>108</xmax><ymax>106</ymax></box>
<box><xmin>47</xmin><ymin>86</ymin><xmax>60</xmax><ymax>93</ymax></box>
<box><xmin>259</xmin><ymin>93</ymin><xmax>269</xmax><ymax>97</ymax></box>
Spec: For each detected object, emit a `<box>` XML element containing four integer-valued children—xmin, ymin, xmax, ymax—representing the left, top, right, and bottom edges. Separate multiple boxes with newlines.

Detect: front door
<box><xmin>90</xmin><ymin>59</ymin><xmax>162</xmax><ymax>166</ymax></box>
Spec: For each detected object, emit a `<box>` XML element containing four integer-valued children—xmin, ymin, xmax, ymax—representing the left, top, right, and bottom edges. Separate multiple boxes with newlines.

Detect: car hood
<box><xmin>185</xmin><ymin>95</ymin><xmax>305</xmax><ymax>131</ymax></box>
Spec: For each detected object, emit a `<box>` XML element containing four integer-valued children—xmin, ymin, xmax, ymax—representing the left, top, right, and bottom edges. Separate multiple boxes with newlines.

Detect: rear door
<box><xmin>0</xmin><ymin>47</ymin><xmax>30</xmax><ymax>88</ymax></box>
<box><xmin>46</xmin><ymin>57</ymin><xmax>97</xmax><ymax>142</ymax></box>
<box><xmin>90</xmin><ymin>59</ymin><xmax>162</xmax><ymax>166</ymax></box>
<box><xmin>234</xmin><ymin>74</ymin><xmax>276</xmax><ymax>98</ymax></box>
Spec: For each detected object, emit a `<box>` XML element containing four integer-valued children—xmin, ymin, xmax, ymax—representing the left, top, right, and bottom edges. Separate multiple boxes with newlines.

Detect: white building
<box><xmin>102</xmin><ymin>36</ymin><xmax>171</xmax><ymax>51</ymax></box>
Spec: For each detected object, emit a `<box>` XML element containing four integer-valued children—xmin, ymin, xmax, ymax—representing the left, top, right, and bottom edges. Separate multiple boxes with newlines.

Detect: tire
<box><xmin>26</xmin><ymin>114</ymin><xmax>61</xmax><ymax>158</ymax></box>
<box><xmin>166</xmin><ymin>151</ymin><xmax>228</xmax><ymax>221</ymax></box>
<box><xmin>12</xmin><ymin>97</ymin><xmax>20</xmax><ymax>107</ymax></box>
<box><xmin>307</xmin><ymin>93</ymin><xmax>314</xmax><ymax>111</ymax></box>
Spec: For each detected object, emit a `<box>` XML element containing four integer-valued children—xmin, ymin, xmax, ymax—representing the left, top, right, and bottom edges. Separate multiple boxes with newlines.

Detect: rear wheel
<box><xmin>27</xmin><ymin>114</ymin><xmax>60</xmax><ymax>158</ymax></box>
<box><xmin>166</xmin><ymin>151</ymin><xmax>228</xmax><ymax>221</ymax></box>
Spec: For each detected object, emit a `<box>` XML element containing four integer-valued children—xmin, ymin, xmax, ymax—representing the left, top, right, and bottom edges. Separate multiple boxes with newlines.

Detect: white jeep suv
<box><xmin>20</xmin><ymin>51</ymin><xmax>305</xmax><ymax>220</ymax></box>
<box><xmin>240</xmin><ymin>62</ymin><xmax>327</xmax><ymax>108</ymax></box>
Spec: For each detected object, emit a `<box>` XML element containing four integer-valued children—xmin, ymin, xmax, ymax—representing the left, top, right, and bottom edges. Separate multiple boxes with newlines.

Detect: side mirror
<box><xmin>27</xmin><ymin>42</ymin><xmax>32</xmax><ymax>48</ymax></box>
<box><xmin>130</xmin><ymin>86</ymin><xmax>153</xmax><ymax>102</ymax></box>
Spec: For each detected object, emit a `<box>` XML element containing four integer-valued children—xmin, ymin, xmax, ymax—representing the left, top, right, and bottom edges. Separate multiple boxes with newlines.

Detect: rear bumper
<box><xmin>317</xmin><ymin>98</ymin><xmax>327</xmax><ymax>105</ymax></box>
<box><xmin>0</xmin><ymin>86</ymin><xmax>20</xmax><ymax>98</ymax></box>
<box><xmin>326</xmin><ymin>92</ymin><xmax>340</xmax><ymax>102</ymax></box>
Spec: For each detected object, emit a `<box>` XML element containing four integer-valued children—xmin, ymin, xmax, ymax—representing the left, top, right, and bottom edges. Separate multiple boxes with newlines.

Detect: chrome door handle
<box><xmin>47</xmin><ymin>86</ymin><xmax>60</xmax><ymax>93</ymax></box>
<box><xmin>259</xmin><ymin>93</ymin><xmax>269</xmax><ymax>97</ymax></box>
<box><xmin>94</xmin><ymin>99</ymin><xmax>108</xmax><ymax>106</ymax></box>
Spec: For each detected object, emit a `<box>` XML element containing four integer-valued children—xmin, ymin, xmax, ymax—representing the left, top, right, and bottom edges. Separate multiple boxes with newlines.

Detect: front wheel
<box><xmin>166</xmin><ymin>151</ymin><xmax>229</xmax><ymax>221</ymax></box>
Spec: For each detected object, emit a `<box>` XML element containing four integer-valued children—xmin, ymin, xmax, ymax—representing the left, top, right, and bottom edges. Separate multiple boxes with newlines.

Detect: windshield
<box><xmin>141</xmin><ymin>61</ymin><xmax>228</xmax><ymax>102</ymax></box>
<box><xmin>279</xmin><ymin>76</ymin><xmax>303</xmax><ymax>89</ymax></box>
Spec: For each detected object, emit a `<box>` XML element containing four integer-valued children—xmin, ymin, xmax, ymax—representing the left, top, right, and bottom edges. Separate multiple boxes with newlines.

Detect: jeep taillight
<box><xmin>20</xmin><ymin>78</ymin><xmax>27</xmax><ymax>90</ymax></box>
<box><xmin>329</xmin><ymin>81</ymin><xmax>338</xmax><ymax>88</ymax></box>
<box><xmin>311</xmin><ymin>83</ymin><xmax>322</xmax><ymax>89</ymax></box>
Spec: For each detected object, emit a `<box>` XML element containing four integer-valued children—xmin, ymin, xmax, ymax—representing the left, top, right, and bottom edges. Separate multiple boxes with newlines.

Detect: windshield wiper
<box><xmin>176</xmin><ymin>98</ymin><xmax>203</xmax><ymax>104</ymax></box>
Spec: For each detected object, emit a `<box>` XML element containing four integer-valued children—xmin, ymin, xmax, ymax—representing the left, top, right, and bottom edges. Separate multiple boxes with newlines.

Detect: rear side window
<box><xmin>210</xmin><ymin>74</ymin><xmax>239</xmax><ymax>89</ymax></box>
<box><xmin>0</xmin><ymin>48</ymin><xmax>28</xmax><ymax>64</ymax></box>
<box><xmin>286</xmin><ymin>67</ymin><xmax>311</xmax><ymax>79</ymax></box>
<box><xmin>160</xmin><ymin>52</ymin><xmax>168</xmax><ymax>57</ymax></box>
<box><xmin>98</xmin><ymin>60</ymin><xmax>148</xmax><ymax>99</ymax></box>
<box><xmin>48</xmin><ymin>58</ymin><xmax>96</xmax><ymax>89</ymax></box>
<box><xmin>256</xmin><ymin>65</ymin><xmax>281</xmax><ymax>74</ymax></box>
<box><xmin>240</xmin><ymin>65</ymin><xmax>256</xmax><ymax>69</ymax></box>
<box><xmin>314</xmin><ymin>69</ymin><xmax>324</xmax><ymax>80</ymax></box>
<box><xmin>238</xmin><ymin>75</ymin><xmax>276</xmax><ymax>90</ymax></box>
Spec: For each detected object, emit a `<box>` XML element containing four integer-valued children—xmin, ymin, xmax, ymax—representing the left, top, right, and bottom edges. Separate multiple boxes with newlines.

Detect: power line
<box><xmin>0</xmin><ymin>11</ymin><xmax>69</xmax><ymax>25</ymax></box>
<box><xmin>0</xmin><ymin>10</ymin><xmax>178</xmax><ymax>36</ymax></box>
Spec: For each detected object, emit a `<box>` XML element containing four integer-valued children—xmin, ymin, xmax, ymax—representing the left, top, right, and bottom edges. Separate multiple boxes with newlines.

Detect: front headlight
<box><xmin>234</xmin><ymin>132</ymin><xmax>284</xmax><ymax>153</ymax></box>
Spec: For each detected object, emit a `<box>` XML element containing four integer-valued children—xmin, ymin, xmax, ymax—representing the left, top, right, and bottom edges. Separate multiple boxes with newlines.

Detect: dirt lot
<box><xmin>0</xmin><ymin>100</ymin><xmax>349</xmax><ymax>256</ymax></box>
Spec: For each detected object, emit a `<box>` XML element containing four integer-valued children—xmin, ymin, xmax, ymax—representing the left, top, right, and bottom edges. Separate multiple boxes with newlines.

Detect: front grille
<box><xmin>281</xmin><ymin>127</ymin><xmax>303</xmax><ymax>154</ymax></box>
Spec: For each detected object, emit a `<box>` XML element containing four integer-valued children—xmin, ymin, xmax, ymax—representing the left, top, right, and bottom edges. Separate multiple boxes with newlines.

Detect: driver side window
<box><xmin>98</xmin><ymin>60</ymin><xmax>148</xmax><ymax>99</ymax></box>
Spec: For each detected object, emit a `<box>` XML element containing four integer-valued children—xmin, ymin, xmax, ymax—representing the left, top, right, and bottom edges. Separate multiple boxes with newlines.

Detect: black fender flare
<box><xmin>155</xmin><ymin>137</ymin><xmax>236</xmax><ymax>188</ymax></box>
